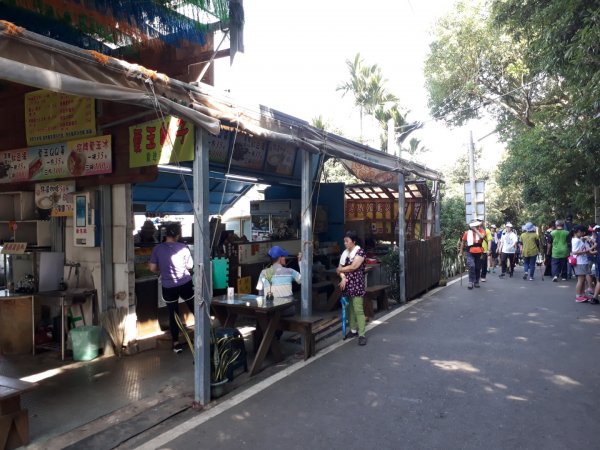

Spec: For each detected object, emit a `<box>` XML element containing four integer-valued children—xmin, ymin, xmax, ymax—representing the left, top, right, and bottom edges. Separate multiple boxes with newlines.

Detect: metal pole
<box><xmin>468</xmin><ymin>131</ymin><xmax>477</xmax><ymax>222</ymax></box>
<box><xmin>193</xmin><ymin>127</ymin><xmax>211</xmax><ymax>406</ymax></box>
<box><xmin>387</xmin><ymin>118</ymin><xmax>395</xmax><ymax>155</ymax></box>
<box><xmin>398</xmin><ymin>173</ymin><xmax>407</xmax><ymax>303</ymax></box>
<box><xmin>434</xmin><ymin>181</ymin><xmax>441</xmax><ymax>236</ymax></box>
<box><xmin>300</xmin><ymin>149</ymin><xmax>313</xmax><ymax>316</ymax></box>
<box><xmin>99</xmin><ymin>185</ymin><xmax>113</xmax><ymax>311</ymax></box>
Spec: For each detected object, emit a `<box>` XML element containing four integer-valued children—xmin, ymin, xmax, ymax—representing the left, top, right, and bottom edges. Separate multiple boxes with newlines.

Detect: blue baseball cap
<box><xmin>268</xmin><ymin>246</ymin><xmax>289</xmax><ymax>259</ymax></box>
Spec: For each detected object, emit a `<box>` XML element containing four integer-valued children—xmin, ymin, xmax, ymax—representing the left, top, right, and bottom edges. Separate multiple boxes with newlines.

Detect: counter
<box><xmin>0</xmin><ymin>290</ymin><xmax>34</xmax><ymax>355</ymax></box>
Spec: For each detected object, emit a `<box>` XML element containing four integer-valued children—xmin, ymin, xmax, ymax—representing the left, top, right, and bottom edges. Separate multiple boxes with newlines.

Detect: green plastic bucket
<box><xmin>212</xmin><ymin>258</ymin><xmax>229</xmax><ymax>289</ymax></box>
<box><xmin>70</xmin><ymin>325</ymin><xmax>101</xmax><ymax>361</ymax></box>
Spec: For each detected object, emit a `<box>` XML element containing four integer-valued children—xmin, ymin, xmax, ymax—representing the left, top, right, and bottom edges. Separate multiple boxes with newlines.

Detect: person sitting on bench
<box><xmin>256</xmin><ymin>246</ymin><xmax>302</xmax><ymax>338</ymax></box>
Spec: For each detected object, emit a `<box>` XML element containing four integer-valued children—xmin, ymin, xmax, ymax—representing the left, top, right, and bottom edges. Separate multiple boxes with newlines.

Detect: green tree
<box><xmin>311</xmin><ymin>116</ymin><xmax>360</xmax><ymax>184</ymax></box>
<box><xmin>337</xmin><ymin>53</ymin><xmax>398</xmax><ymax>142</ymax></box>
<box><xmin>424</xmin><ymin>0</ymin><xmax>565</xmax><ymax>129</ymax></box>
<box><xmin>425</xmin><ymin>0</ymin><xmax>598</xmax><ymax>226</ymax></box>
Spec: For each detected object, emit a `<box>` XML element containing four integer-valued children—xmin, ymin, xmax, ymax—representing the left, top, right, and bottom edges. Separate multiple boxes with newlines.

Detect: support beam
<box><xmin>99</xmin><ymin>185</ymin><xmax>114</xmax><ymax>311</ymax></box>
<box><xmin>398</xmin><ymin>173</ymin><xmax>407</xmax><ymax>303</ymax></box>
<box><xmin>300</xmin><ymin>150</ymin><xmax>313</xmax><ymax>316</ymax></box>
<box><xmin>193</xmin><ymin>127</ymin><xmax>211</xmax><ymax>405</ymax></box>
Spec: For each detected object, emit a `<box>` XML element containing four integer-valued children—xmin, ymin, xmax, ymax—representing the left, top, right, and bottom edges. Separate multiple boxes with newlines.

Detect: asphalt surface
<box><xmin>135</xmin><ymin>271</ymin><xmax>600</xmax><ymax>450</ymax></box>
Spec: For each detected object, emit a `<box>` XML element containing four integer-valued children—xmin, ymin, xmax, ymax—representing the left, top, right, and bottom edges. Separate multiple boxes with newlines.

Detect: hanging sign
<box><xmin>25</xmin><ymin>90</ymin><xmax>96</xmax><ymax>146</ymax></box>
<box><xmin>129</xmin><ymin>116</ymin><xmax>194</xmax><ymax>168</ymax></box>
<box><xmin>230</xmin><ymin>133</ymin><xmax>267</xmax><ymax>171</ymax></box>
<box><xmin>265</xmin><ymin>142</ymin><xmax>296</xmax><ymax>176</ymax></box>
<box><xmin>0</xmin><ymin>135</ymin><xmax>112</xmax><ymax>184</ymax></box>
<box><xmin>35</xmin><ymin>181</ymin><xmax>76</xmax><ymax>217</ymax></box>
<box><xmin>1</xmin><ymin>242</ymin><xmax>27</xmax><ymax>254</ymax></box>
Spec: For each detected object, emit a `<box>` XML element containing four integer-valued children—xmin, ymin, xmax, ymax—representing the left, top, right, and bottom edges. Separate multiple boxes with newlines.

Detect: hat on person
<box><xmin>469</xmin><ymin>219</ymin><xmax>482</xmax><ymax>228</ymax></box>
<box><xmin>268</xmin><ymin>245</ymin><xmax>289</xmax><ymax>259</ymax></box>
<box><xmin>523</xmin><ymin>222</ymin><xmax>535</xmax><ymax>232</ymax></box>
<box><xmin>593</xmin><ymin>225</ymin><xmax>600</xmax><ymax>231</ymax></box>
<box><xmin>490</xmin><ymin>224</ymin><xmax>497</xmax><ymax>229</ymax></box>
<box><xmin>505</xmin><ymin>222</ymin><xmax>513</xmax><ymax>228</ymax></box>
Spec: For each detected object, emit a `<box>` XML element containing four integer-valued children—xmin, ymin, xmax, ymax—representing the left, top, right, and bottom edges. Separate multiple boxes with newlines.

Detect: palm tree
<box><xmin>374</xmin><ymin>105</ymin><xmax>423</xmax><ymax>154</ymax></box>
<box><xmin>403</xmin><ymin>137</ymin><xmax>430</xmax><ymax>161</ymax></box>
<box><xmin>337</xmin><ymin>53</ymin><xmax>397</xmax><ymax>142</ymax></box>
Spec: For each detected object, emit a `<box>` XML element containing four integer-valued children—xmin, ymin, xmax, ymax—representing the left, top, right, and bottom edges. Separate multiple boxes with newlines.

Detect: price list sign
<box><xmin>265</xmin><ymin>142</ymin><xmax>296</xmax><ymax>176</ymax></box>
<box><xmin>35</xmin><ymin>181</ymin><xmax>75</xmax><ymax>217</ymax></box>
<box><xmin>25</xmin><ymin>90</ymin><xmax>96</xmax><ymax>146</ymax></box>
<box><xmin>230</xmin><ymin>133</ymin><xmax>266</xmax><ymax>171</ymax></box>
<box><xmin>0</xmin><ymin>135</ymin><xmax>112</xmax><ymax>184</ymax></box>
<box><xmin>208</xmin><ymin>130</ymin><xmax>232</xmax><ymax>165</ymax></box>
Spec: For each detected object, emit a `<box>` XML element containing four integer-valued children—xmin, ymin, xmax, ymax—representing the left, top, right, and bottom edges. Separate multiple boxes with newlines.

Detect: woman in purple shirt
<box><xmin>149</xmin><ymin>222</ymin><xmax>194</xmax><ymax>353</ymax></box>
<box><xmin>336</xmin><ymin>231</ymin><xmax>367</xmax><ymax>345</ymax></box>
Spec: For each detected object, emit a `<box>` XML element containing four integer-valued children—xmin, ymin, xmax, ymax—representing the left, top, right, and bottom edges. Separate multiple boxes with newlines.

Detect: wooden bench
<box><xmin>363</xmin><ymin>284</ymin><xmax>391</xmax><ymax>318</ymax></box>
<box><xmin>281</xmin><ymin>315</ymin><xmax>343</xmax><ymax>360</ymax></box>
<box><xmin>0</xmin><ymin>375</ymin><xmax>36</xmax><ymax>450</ymax></box>
<box><xmin>311</xmin><ymin>281</ymin><xmax>335</xmax><ymax>311</ymax></box>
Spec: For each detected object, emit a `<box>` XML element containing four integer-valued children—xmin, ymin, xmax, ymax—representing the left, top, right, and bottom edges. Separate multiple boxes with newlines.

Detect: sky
<box><xmin>214</xmin><ymin>0</ymin><xmax>504</xmax><ymax>173</ymax></box>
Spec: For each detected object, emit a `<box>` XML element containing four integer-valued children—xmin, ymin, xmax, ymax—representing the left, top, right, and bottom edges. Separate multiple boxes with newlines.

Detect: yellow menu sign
<box><xmin>129</xmin><ymin>116</ymin><xmax>195</xmax><ymax>168</ymax></box>
<box><xmin>25</xmin><ymin>90</ymin><xmax>96</xmax><ymax>146</ymax></box>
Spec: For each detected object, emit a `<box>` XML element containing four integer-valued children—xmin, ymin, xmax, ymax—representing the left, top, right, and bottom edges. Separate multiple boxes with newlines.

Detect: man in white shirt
<box><xmin>498</xmin><ymin>222</ymin><xmax>518</xmax><ymax>278</ymax></box>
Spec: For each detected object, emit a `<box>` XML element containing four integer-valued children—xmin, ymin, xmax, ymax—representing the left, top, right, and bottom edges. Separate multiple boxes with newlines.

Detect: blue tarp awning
<box><xmin>133</xmin><ymin>170</ymin><xmax>254</xmax><ymax>216</ymax></box>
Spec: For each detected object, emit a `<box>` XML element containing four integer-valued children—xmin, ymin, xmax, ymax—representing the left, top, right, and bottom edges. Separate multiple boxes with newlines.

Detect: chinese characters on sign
<box><xmin>207</xmin><ymin>131</ymin><xmax>231</xmax><ymax>165</ymax></box>
<box><xmin>35</xmin><ymin>182</ymin><xmax>75</xmax><ymax>217</ymax></box>
<box><xmin>264</xmin><ymin>142</ymin><xmax>296</xmax><ymax>176</ymax></box>
<box><xmin>25</xmin><ymin>90</ymin><xmax>96</xmax><ymax>146</ymax></box>
<box><xmin>129</xmin><ymin>116</ymin><xmax>194</xmax><ymax>167</ymax></box>
<box><xmin>230</xmin><ymin>133</ymin><xmax>267</xmax><ymax>171</ymax></box>
<box><xmin>0</xmin><ymin>135</ymin><xmax>112</xmax><ymax>184</ymax></box>
<box><xmin>0</xmin><ymin>242</ymin><xmax>28</xmax><ymax>254</ymax></box>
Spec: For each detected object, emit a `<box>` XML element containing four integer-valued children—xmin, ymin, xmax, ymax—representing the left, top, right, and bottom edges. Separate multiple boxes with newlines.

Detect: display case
<box><xmin>0</xmin><ymin>191</ymin><xmax>52</xmax><ymax>246</ymax></box>
<box><xmin>250</xmin><ymin>199</ymin><xmax>300</xmax><ymax>241</ymax></box>
<box><xmin>4</xmin><ymin>251</ymin><xmax>64</xmax><ymax>293</ymax></box>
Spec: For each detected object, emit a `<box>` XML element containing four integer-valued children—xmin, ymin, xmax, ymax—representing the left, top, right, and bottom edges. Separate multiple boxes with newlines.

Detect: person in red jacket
<box><xmin>459</xmin><ymin>219</ymin><xmax>487</xmax><ymax>289</ymax></box>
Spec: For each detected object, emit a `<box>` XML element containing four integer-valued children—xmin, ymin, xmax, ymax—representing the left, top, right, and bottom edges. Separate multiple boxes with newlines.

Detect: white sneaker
<box><xmin>552</xmin><ymin>276</ymin><xmax>558</xmax><ymax>282</ymax></box>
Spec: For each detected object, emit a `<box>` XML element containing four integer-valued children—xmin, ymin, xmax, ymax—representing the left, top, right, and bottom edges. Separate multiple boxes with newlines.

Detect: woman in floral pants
<box><xmin>337</xmin><ymin>231</ymin><xmax>367</xmax><ymax>346</ymax></box>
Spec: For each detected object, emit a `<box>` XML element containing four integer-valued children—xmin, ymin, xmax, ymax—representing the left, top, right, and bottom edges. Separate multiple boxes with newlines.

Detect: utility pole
<box><xmin>468</xmin><ymin>131</ymin><xmax>477</xmax><ymax>221</ymax></box>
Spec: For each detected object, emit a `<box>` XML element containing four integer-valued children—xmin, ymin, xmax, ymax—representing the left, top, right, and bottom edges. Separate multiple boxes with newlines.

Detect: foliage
<box><xmin>425</xmin><ymin>0</ymin><xmax>600</xmax><ymax>228</ymax></box>
<box><xmin>263</xmin><ymin>267</ymin><xmax>274</xmax><ymax>293</ymax></box>
<box><xmin>440</xmin><ymin>194</ymin><xmax>468</xmax><ymax>278</ymax></box>
<box><xmin>211</xmin><ymin>331</ymin><xmax>241</xmax><ymax>383</ymax></box>
<box><xmin>320</xmin><ymin>158</ymin><xmax>361</xmax><ymax>184</ymax></box>
<box><xmin>337</xmin><ymin>53</ymin><xmax>421</xmax><ymax>148</ymax></box>
<box><xmin>424</xmin><ymin>0</ymin><xmax>562</xmax><ymax>129</ymax></box>
<box><xmin>381</xmin><ymin>247</ymin><xmax>401</xmax><ymax>302</ymax></box>
<box><xmin>174</xmin><ymin>314</ymin><xmax>241</xmax><ymax>383</ymax></box>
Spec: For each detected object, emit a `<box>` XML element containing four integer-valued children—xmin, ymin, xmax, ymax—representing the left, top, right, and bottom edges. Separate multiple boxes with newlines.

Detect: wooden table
<box><xmin>211</xmin><ymin>294</ymin><xmax>297</xmax><ymax>376</ymax></box>
<box><xmin>0</xmin><ymin>375</ymin><xmax>36</xmax><ymax>449</ymax></box>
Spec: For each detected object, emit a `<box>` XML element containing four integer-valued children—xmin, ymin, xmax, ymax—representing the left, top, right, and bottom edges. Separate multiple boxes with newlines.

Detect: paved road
<box><xmin>136</xmin><ymin>272</ymin><xmax>600</xmax><ymax>450</ymax></box>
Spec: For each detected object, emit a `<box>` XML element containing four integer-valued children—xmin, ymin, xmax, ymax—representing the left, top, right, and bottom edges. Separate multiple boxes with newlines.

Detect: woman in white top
<box><xmin>571</xmin><ymin>225</ymin><xmax>592</xmax><ymax>302</ymax></box>
<box><xmin>498</xmin><ymin>222</ymin><xmax>518</xmax><ymax>277</ymax></box>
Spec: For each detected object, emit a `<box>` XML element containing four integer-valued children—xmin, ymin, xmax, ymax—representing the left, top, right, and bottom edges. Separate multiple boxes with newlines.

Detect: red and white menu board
<box><xmin>0</xmin><ymin>135</ymin><xmax>112</xmax><ymax>184</ymax></box>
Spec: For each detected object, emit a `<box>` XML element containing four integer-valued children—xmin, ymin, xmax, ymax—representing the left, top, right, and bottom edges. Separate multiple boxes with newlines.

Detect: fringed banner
<box><xmin>6</xmin><ymin>0</ymin><xmax>230</xmax><ymax>49</ymax></box>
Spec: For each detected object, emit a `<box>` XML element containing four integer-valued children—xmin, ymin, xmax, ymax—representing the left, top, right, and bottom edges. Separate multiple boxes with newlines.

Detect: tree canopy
<box><xmin>425</xmin><ymin>0</ymin><xmax>600</xmax><ymax>225</ymax></box>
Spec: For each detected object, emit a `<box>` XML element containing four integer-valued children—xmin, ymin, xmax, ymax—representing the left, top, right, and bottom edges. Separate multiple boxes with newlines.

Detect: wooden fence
<box><xmin>405</xmin><ymin>236</ymin><xmax>441</xmax><ymax>300</ymax></box>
